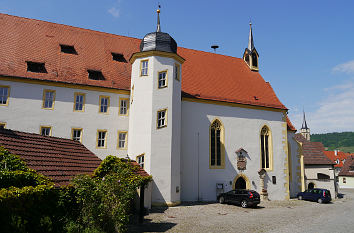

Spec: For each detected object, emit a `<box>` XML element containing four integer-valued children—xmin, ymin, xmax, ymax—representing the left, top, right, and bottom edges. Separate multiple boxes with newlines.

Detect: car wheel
<box><xmin>241</xmin><ymin>200</ymin><xmax>248</xmax><ymax>208</ymax></box>
<box><xmin>318</xmin><ymin>198</ymin><xmax>323</xmax><ymax>204</ymax></box>
<box><xmin>298</xmin><ymin>195</ymin><xmax>303</xmax><ymax>200</ymax></box>
<box><xmin>219</xmin><ymin>197</ymin><xmax>225</xmax><ymax>204</ymax></box>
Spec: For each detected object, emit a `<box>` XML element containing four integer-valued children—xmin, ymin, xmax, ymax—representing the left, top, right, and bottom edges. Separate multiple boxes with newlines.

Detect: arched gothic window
<box><xmin>210</xmin><ymin>119</ymin><xmax>224</xmax><ymax>168</ymax></box>
<box><xmin>260</xmin><ymin>126</ymin><xmax>272</xmax><ymax>169</ymax></box>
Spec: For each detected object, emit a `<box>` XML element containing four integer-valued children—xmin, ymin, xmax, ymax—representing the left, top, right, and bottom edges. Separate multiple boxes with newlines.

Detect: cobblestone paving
<box><xmin>129</xmin><ymin>189</ymin><xmax>354</xmax><ymax>233</ymax></box>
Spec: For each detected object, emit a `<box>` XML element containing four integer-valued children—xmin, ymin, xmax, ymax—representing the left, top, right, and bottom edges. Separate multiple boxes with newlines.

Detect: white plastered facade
<box><xmin>180</xmin><ymin>100</ymin><xmax>295</xmax><ymax>201</ymax></box>
<box><xmin>0</xmin><ymin>79</ymin><xmax>129</xmax><ymax>159</ymax></box>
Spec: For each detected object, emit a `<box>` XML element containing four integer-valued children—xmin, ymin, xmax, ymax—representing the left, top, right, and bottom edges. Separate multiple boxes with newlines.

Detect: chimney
<box><xmin>335</xmin><ymin>150</ymin><xmax>338</xmax><ymax>156</ymax></box>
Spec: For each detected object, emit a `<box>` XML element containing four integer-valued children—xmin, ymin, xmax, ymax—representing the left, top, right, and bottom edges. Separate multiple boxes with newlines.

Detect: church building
<box><xmin>0</xmin><ymin>10</ymin><xmax>302</xmax><ymax>206</ymax></box>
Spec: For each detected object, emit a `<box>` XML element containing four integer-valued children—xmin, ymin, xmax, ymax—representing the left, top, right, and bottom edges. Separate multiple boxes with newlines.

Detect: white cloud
<box><xmin>332</xmin><ymin>60</ymin><xmax>354</xmax><ymax>74</ymax></box>
<box><xmin>289</xmin><ymin>78</ymin><xmax>354</xmax><ymax>134</ymax></box>
<box><xmin>108</xmin><ymin>7</ymin><xmax>120</xmax><ymax>18</ymax></box>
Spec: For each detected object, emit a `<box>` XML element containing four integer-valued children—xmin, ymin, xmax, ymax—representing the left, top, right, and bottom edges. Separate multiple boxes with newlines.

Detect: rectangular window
<box><xmin>97</xmin><ymin>130</ymin><xmax>107</xmax><ymax>148</ymax></box>
<box><xmin>174</xmin><ymin>63</ymin><xmax>180</xmax><ymax>81</ymax></box>
<box><xmin>157</xmin><ymin>109</ymin><xmax>167</xmax><ymax>128</ymax></box>
<box><xmin>0</xmin><ymin>122</ymin><xmax>6</xmax><ymax>129</ymax></box>
<box><xmin>158</xmin><ymin>71</ymin><xmax>167</xmax><ymax>88</ymax></box>
<box><xmin>72</xmin><ymin>128</ymin><xmax>82</xmax><ymax>142</ymax></box>
<box><xmin>40</xmin><ymin>126</ymin><xmax>52</xmax><ymax>136</ymax></box>
<box><xmin>137</xmin><ymin>154</ymin><xmax>144</xmax><ymax>169</ymax></box>
<box><xmin>43</xmin><ymin>90</ymin><xmax>55</xmax><ymax>109</ymax></box>
<box><xmin>343</xmin><ymin>177</ymin><xmax>346</xmax><ymax>183</ymax></box>
<box><xmin>0</xmin><ymin>86</ymin><xmax>10</xmax><ymax>105</ymax></box>
<box><xmin>74</xmin><ymin>93</ymin><xmax>85</xmax><ymax>111</ymax></box>
<box><xmin>140</xmin><ymin>60</ymin><xmax>148</xmax><ymax>76</ymax></box>
<box><xmin>118</xmin><ymin>131</ymin><xmax>127</xmax><ymax>149</ymax></box>
<box><xmin>119</xmin><ymin>98</ymin><xmax>129</xmax><ymax>116</ymax></box>
<box><xmin>99</xmin><ymin>96</ymin><xmax>110</xmax><ymax>113</ymax></box>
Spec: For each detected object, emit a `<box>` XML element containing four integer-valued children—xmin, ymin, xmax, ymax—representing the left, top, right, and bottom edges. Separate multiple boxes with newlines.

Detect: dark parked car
<box><xmin>217</xmin><ymin>189</ymin><xmax>260</xmax><ymax>208</ymax></box>
<box><xmin>297</xmin><ymin>188</ymin><xmax>331</xmax><ymax>203</ymax></box>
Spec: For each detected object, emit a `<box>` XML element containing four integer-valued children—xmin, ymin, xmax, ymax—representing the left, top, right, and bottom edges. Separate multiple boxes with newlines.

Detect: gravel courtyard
<box><xmin>129</xmin><ymin>189</ymin><xmax>354</xmax><ymax>233</ymax></box>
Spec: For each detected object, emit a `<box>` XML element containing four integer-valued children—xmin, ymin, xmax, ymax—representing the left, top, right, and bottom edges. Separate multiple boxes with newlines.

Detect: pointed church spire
<box><xmin>301</xmin><ymin>111</ymin><xmax>309</xmax><ymax>130</ymax></box>
<box><xmin>248</xmin><ymin>21</ymin><xmax>255</xmax><ymax>51</ymax></box>
<box><xmin>156</xmin><ymin>5</ymin><xmax>161</xmax><ymax>32</ymax></box>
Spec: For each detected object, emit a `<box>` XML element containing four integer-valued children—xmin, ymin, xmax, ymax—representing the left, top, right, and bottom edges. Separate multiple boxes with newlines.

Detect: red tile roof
<box><xmin>0</xmin><ymin>13</ymin><xmax>287</xmax><ymax>110</ymax></box>
<box><xmin>294</xmin><ymin>134</ymin><xmax>335</xmax><ymax>165</ymax></box>
<box><xmin>0</xmin><ymin>129</ymin><xmax>149</xmax><ymax>185</ymax></box>
<box><xmin>339</xmin><ymin>156</ymin><xmax>354</xmax><ymax>177</ymax></box>
<box><xmin>286</xmin><ymin>116</ymin><xmax>296</xmax><ymax>131</ymax></box>
<box><xmin>323</xmin><ymin>151</ymin><xmax>352</xmax><ymax>168</ymax></box>
<box><xmin>0</xmin><ymin>128</ymin><xmax>102</xmax><ymax>186</ymax></box>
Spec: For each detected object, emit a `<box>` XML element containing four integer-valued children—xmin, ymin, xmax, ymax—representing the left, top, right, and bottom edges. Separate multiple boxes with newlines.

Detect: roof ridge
<box><xmin>0</xmin><ymin>13</ymin><xmax>142</xmax><ymax>42</ymax></box>
<box><xmin>0</xmin><ymin>128</ymin><xmax>83</xmax><ymax>144</ymax></box>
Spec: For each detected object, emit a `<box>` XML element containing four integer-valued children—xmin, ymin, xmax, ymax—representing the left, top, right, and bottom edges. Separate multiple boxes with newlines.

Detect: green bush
<box><xmin>0</xmin><ymin>146</ymin><xmax>29</xmax><ymax>171</ymax></box>
<box><xmin>0</xmin><ymin>149</ymin><xmax>151</xmax><ymax>233</ymax></box>
<box><xmin>0</xmin><ymin>170</ymin><xmax>51</xmax><ymax>188</ymax></box>
<box><xmin>69</xmin><ymin>156</ymin><xmax>152</xmax><ymax>233</ymax></box>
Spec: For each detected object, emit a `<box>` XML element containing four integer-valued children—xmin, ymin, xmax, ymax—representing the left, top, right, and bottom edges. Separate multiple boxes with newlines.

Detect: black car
<box><xmin>297</xmin><ymin>188</ymin><xmax>332</xmax><ymax>203</ymax></box>
<box><xmin>217</xmin><ymin>189</ymin><xmax>260</xmax><ymax>208</ymax></box>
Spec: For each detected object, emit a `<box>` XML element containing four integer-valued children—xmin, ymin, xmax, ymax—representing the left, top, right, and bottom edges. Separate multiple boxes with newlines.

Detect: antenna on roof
<box><xmin>211</xmin><ymin>44</ymin><xmax>219</xmax><ymax>53</ymax></box>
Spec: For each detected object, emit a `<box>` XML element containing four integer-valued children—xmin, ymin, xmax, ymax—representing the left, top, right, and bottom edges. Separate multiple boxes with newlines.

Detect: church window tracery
<box><xmin>260</xmin><ymin>126</ymin><xmax>272</xmax><ymax>170</ymax></box>
<box><xmin>210</xmin><ymin>119</ymin><xmax>225</xmax><ymax>169</ymax></box>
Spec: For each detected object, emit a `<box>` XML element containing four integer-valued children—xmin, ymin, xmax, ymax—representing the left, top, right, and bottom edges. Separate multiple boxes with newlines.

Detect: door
<box><xmin>235</xmin><ymin>177</ymin><xmax>246</xmax><ymax>189</ymax></box>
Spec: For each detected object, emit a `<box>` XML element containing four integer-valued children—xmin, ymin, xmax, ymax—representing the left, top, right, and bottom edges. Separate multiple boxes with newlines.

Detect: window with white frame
<box><xmin>119</xmin><ymin>98</ymin><xmax>128</xmax><ymax>115</ymax></box>
<box><xmin>43</xmin><ymin>90</ymin><xmax>55</xmax><ymax>109</ymax></box>
<box><xmin>40</xmin><ymin>126</ymin><xmax>51</xmax><ymax>136</ymax></box>
<box><xmin>72</xmin><ymin>128</ymin><xmax>82</xmax><ymax>142</ymax></box>
<box><xmin>74</xmin><ymin>93</ymin><xmax>85</xmax><ymax>111</ymax></box>
<box><xmin>99</xmin><ymin>96</ymin><xmax>109</xmax><ymax>113</ymax></box>
<box><xmin>140</xmin><ymin>60</ymin><xmax>148</xmax><ymax>76</ymax></box>
<box><xmin>137</xmin><ymin>154</ymin><xmax>144</xmax><ymax>169</ymax></box>
<box><xmin>0</xmin><ymin>86</ymin><xmax>9</xmax><ymax>105</ymax></box>
<box><xmin>158</xmin><ymin>71</ymin><xmax>167</xmax><ymax>88</ymax></box>
<box><xmin>97</xmin><ymin>130</ymin><xmax>107</xmax><ymax>148</ymax></box>
<box><xmin>118</xmin><ymin>131</ymin><xmax>127</xmax><ymax>149</ymax></box>
<box><xmin>157</xmin><ymin>109</ymin><xmax>167</xmax><ymax>128</ymax></box>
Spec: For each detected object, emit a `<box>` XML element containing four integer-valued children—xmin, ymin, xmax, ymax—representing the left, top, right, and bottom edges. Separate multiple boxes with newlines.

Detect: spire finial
<box><xmin>248</xmin><ymin>21</ymin><xmax>254</xmax><ymax>51</ymax></box>
<box><xmin>156</xmin><ymin>4</ymin><xmax>161</xmax><ymax>32</ymax></box>
<box><xmin>302</xmin><ymin>110</ymin><xmax>309</xmax><ymax>130</ymax></box>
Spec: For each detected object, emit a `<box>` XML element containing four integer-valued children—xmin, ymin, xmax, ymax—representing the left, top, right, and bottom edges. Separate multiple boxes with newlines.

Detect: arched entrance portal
<box><xmin>232</xmin><ymin>174</ymin><xmax>251</xmax><ymax>190</ymax></box>
<box><xmin>308</xmin><ymin>182</ymin><xmax>315</xmax><ymax>190</ymax></box>
<box><xmin>235</xmin><ymin>177</ymin><xmax>246</xmax><ymax>189</ymax></box>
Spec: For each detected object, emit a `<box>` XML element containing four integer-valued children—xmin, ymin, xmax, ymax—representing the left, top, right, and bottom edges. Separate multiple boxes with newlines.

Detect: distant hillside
<box><xmin>311</xmin><ymin>132</ymin><xmax>354</xmax><ymax>152</ymax></box>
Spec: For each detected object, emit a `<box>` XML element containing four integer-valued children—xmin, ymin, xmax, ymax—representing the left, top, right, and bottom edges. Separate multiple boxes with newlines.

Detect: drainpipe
<box><xmin>197</xmin><ymin>132</ymin><xmax>200</xmax><ymax>201</ymax></box>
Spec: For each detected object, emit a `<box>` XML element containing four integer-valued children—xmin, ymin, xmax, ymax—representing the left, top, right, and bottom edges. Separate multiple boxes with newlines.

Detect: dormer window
<box><xmin>111</xmin><ymin>53</ymin><xmax>127</xmax><ymax>62</ymax></box>
<box><xmin>26</xmin><ymin>61</ymin><xmax>47</xmax><ymax>73</ymax></box>
<box><xmin>60</xmin><ymin>44</ymin><xmax>77</xmax><ymax>54</ymax></box>
<box><xmin>88</xmin><ymin>70</ymin><xmax>105</xmax><ymax>80</ymax></box>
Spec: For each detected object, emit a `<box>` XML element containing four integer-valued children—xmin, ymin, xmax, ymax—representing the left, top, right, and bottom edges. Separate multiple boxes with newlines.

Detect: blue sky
<box><xmin>1</xmin><ymin>0</ymin><xmax>354</xmax><ymax>133</ymax></box>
